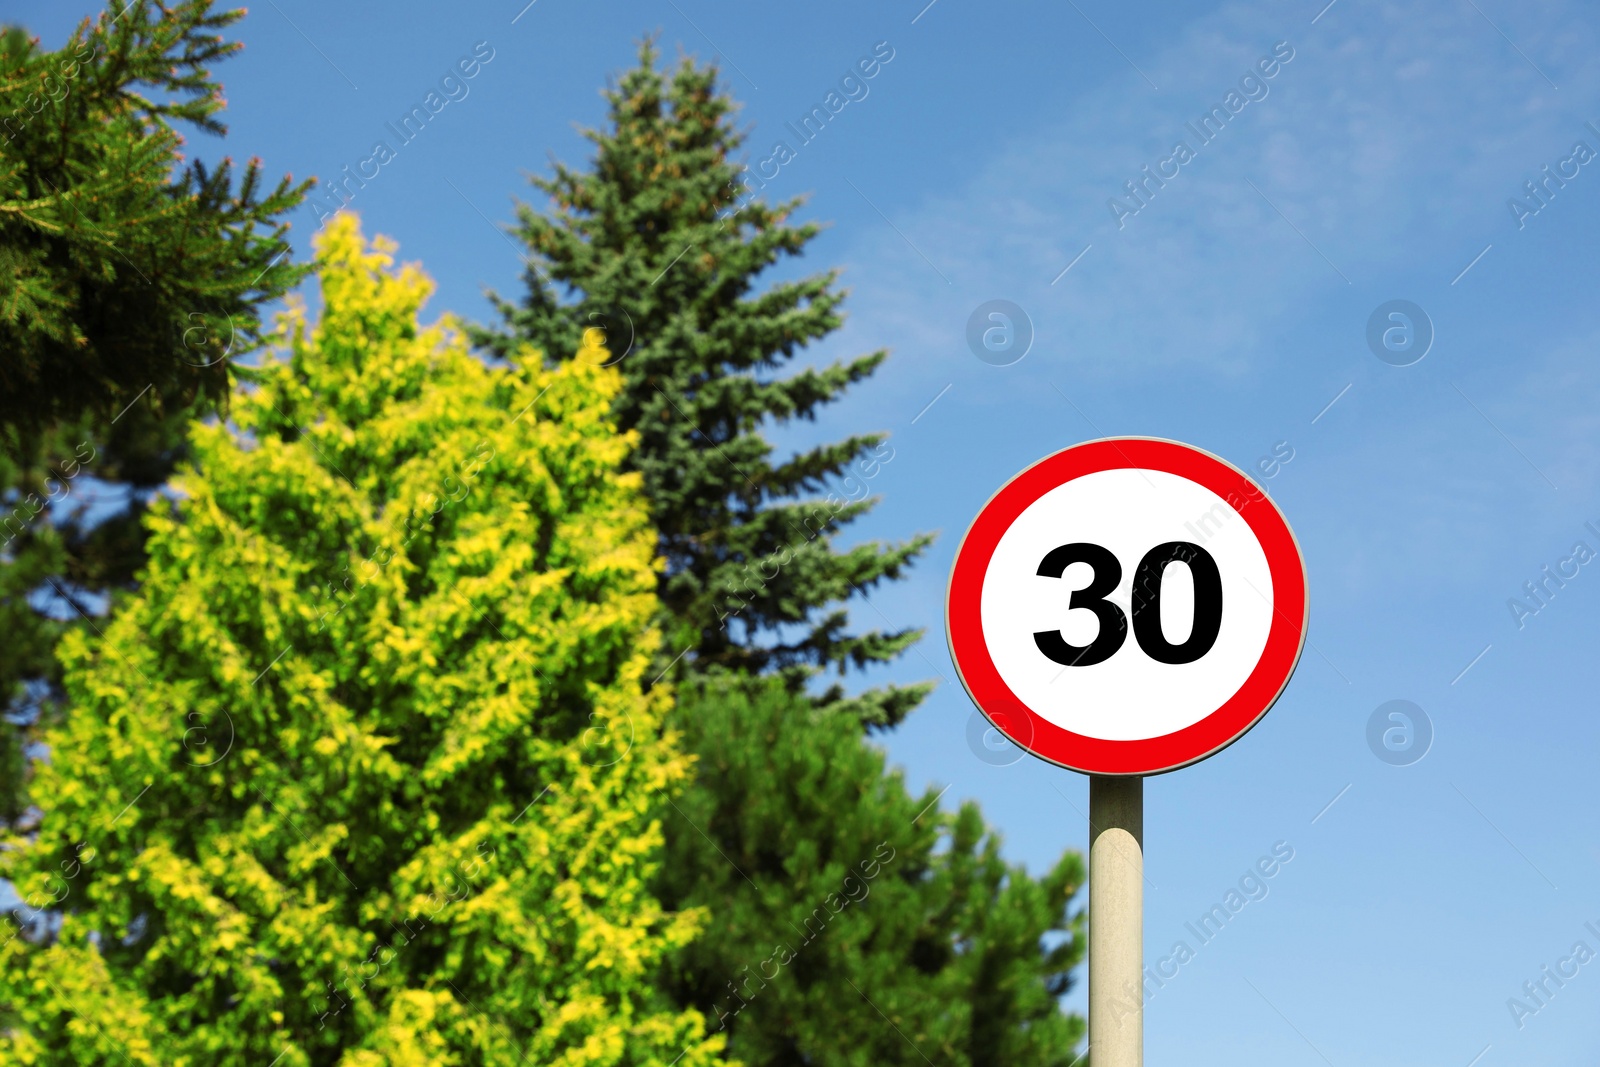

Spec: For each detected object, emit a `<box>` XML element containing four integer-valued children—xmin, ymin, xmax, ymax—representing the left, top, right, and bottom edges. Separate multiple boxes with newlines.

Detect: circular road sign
<box><xmin>947</xmin><ymin>437</ymin><xmax>1307</xmax><ymax>776</ymax></box>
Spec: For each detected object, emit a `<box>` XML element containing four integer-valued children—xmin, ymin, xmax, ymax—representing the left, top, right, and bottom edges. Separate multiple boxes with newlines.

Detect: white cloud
<box><xmin>821</xmin><ymin>0</ymin><xmax>1596</xmax><ymax>409</ymax></box>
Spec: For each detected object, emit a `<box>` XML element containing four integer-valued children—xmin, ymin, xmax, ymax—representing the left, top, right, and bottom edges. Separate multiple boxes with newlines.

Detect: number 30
<box><xmin>1033</xmin><ymin>541</ymin><xmax>1223</xmax><ymax>667</ymax></box>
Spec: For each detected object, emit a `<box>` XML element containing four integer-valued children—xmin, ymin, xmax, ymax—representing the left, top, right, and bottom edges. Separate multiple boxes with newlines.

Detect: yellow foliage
<box><xmin>0</xmin><ymin>214</ymin><xmax>725</xmax><ymax>1067</ymax></box>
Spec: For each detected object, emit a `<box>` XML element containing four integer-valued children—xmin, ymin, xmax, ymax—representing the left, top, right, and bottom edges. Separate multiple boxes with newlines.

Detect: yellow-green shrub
<box><xmin>0</xmin><ymin>215</ymin><xmax>722</xmax><ymax>1067</ymax></box>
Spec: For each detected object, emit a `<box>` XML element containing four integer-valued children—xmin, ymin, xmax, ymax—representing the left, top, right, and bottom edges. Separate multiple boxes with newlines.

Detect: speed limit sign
<box><xmin>946</xmin><ymin>437</ymin><xmax>1308</xmax><ymax>777</ymax></box>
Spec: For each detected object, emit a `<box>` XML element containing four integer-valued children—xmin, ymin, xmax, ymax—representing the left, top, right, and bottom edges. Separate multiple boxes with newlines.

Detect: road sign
<box><xmin>947</xmin><ymin>437</ymin><xmax>1307</xmax><ymax>777</ymax></box>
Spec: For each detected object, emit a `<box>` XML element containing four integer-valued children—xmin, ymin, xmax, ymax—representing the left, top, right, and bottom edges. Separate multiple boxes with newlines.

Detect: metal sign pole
<box><xmin>1089</xmin><ymin>775</ymin><xmax>1144</xmax><ymax>1067</ymax></box>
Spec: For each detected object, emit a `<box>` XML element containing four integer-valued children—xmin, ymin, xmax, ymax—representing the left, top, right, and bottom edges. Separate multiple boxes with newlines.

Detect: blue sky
<box><xmin>15</xmin><ymin>0</ymin><xmax>1600</xmax><ymax>1062</ymax></box>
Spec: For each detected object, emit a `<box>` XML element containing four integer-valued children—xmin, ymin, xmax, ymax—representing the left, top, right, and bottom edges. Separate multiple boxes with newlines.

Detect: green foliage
<box><xmin>0</xmin><ymin>0</ymin><xmax>309</xmax><ymax>820</ymax></box>
<box><xmin>0</xmin><ymin>400</ymin><xmax>196</xmax><ymax>825</ymax></box>
<box><xmin>473</xmin><ymin>42</ymin><xmax>1089</xmax><ymax>1063</ymax></box>
<box><xmin>0</xmin><ymin>216</ymin><xmax>722</xmax><ymax>1067</ymax></box>
<box><xmin>0</xmin><ymin>0</ymin><xmax>308</xmax><ymax>431</ymax></box>
<box><xmin>662</xmin><ymin>675</ymin><xmax>1087</xmax><ymax>1067</ymax></box>
<box><xmin>470</xmin><ymin>39</ymin><xmax>930</xmax><ymax>727</ymax></box>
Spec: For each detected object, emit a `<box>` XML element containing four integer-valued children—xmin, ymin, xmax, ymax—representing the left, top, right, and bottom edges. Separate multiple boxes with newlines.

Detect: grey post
<box><xmin>1088</xmin><ymin>775</ymin><xmax>1144</xmax><ymax>1067</ymax></box>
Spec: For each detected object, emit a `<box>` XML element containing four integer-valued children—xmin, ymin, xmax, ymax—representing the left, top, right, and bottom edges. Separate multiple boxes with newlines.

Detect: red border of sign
<box><xmin>946</xmin><ymin>437</ymin><xmax>1308</xmax><ymax>776</ymax></box>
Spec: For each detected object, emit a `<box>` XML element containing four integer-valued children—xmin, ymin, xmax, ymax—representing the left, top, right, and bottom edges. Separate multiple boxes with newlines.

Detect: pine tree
<box><xmin>474</xmin><ymin>43</ymin><xmax>1089</xmax><ymax>1065</ymax></box>
<box><xmin>0</xmin><ymin>0</ymin><xmax>305</xmax><ymax>429</ymax></box>
<box><xmin>0</xmin><ymin>0</ymin><xmax>309</xmax><ymax>818</ymax></box>
<box><xmin>0</xmin><ymin>216</ymin><xmax>723</xmax><ymax>1067</ymax></box>
<box><xmin>662</xmin><ymin>676</ymin><xmax>1087</xmax><ymax>1067</ymax></box>
<box><xmin>470</xmin><ymin>40</ymin><xmax>928</xmax><ymax>727</ymax></box>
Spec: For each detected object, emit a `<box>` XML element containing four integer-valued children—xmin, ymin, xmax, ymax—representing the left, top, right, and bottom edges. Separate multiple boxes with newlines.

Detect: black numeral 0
<box><xmin>1130</xmin><ymin>542</ymin><xmax>1223</xmax><ymax>664</ymax></box>
<box><xmin>1033</xmin><ymin>540</ymin><xmax>1223</xmax><ymax>667</ymax></box>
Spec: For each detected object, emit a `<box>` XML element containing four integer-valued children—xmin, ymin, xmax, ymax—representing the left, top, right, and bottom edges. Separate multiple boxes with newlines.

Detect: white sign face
<box><xmin>982</xmin><ymin>468</ymin><xmax>1275</xmax><ymax>741</ymax></box>
<box><xmin>947</xmin><ymin>438</ymin><xmax>1307</xmax><ymax>776</ymax></box>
